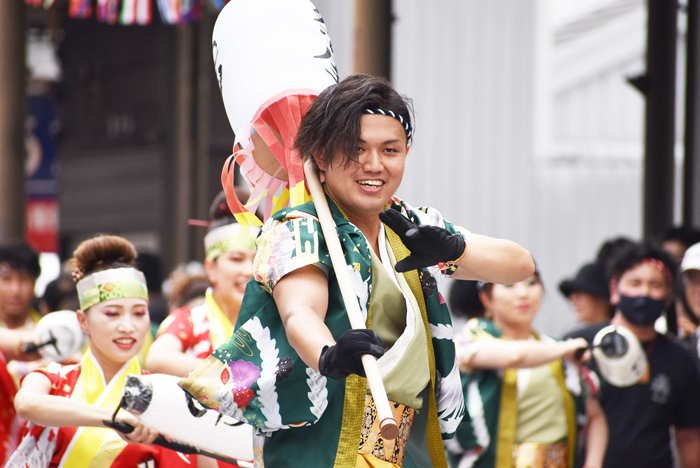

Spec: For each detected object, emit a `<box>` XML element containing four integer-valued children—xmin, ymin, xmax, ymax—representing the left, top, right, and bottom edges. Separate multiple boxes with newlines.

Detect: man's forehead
<box><xmin>0</xmin><ymin>262</ymin><xmax>33</xmax><ymax>278</ymax></box>
<box><xmin>620</xmin><ymin>262</ymin><xmax>667</xmax><ymax>282</ymax></box>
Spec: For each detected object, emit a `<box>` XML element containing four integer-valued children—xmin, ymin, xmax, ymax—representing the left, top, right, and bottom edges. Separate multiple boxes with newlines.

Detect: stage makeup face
<box><xmin>79</xmin><ymin>297</ymin><xmax>150</xmax><ymax>370</ymax></box>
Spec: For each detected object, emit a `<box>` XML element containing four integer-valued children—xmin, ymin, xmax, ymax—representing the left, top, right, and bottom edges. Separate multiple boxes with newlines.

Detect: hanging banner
<box><xmin>27</xmin><ymin>0</ymin><xmax>232</xmax><ymax>24</ymax></box>
<box><xmin>25</xmin><ymin>95</ymin><xmax>59</xmax><ymax>253</ymax></box>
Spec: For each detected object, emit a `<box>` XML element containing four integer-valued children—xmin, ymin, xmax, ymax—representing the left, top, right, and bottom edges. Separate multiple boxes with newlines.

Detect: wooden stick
<box><xmin>302</xmin><ymin>159</ymin><xmax>399</xmax><ymax>440</ymax></box>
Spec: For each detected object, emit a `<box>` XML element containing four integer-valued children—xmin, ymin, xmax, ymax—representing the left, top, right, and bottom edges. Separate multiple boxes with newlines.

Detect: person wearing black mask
<box><xmin>569</xmin><ymin>241</ymin><xmax>700</xmax><ymax>468</ymax></box>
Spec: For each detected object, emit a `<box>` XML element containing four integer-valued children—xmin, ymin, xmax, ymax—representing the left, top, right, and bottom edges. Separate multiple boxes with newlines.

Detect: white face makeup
<box><xmin>78</xmin><ymin>297</ymin><xmax>150</xmax><ymax>370</ymax></box>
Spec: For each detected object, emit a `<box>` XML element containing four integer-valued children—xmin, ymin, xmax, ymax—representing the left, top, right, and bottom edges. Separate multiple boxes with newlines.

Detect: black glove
<box><xmin>379</xmin><ymin>209</ymin><xmax>466</xmax><ymax>273</ymax></box>
<box><xmin>318</xmin><ymin>329</ymin><xmax>385</xmax><ymax>380</ymax></box>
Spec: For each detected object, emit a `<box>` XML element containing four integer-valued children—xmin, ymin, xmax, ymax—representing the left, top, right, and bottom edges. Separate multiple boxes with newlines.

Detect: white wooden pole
<box><xmin>302</xmin><ymin>159</ymin><xmax>399</xmax><ymax>440</ymax></box>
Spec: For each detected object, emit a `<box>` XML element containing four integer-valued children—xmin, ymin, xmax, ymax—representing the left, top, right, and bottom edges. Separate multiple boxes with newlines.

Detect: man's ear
<box><xmin>313</xmin><ymin>153</ymin><xmax>327</xmax><ymax>172</ymax></box>
<box><xmin>609</xmin><ymin>282</ymin><xmax>620</xmax><ymax>306</ymax></box>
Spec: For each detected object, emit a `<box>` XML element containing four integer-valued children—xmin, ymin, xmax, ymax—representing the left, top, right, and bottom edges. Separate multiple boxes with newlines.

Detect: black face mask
<box><xmin>618</xmin><ymin>294</ymin><xmax>666</xmax><ymax>326</ymax></box>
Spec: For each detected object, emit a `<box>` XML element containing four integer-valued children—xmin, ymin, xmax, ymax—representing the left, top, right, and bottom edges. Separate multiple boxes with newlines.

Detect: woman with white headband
<box><xmin>7</xmin><ymin>235</ymin><xmax>194</xmax><ymax>468</ymax></box>
<box><xmin>147</xmin><ymin>191</ymin><xmax>259</xmax><ymax>379</ymax></box>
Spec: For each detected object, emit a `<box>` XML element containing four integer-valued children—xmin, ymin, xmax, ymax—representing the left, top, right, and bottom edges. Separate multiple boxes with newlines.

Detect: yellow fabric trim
<box><xmin>204</xmin><ymin>289</ymin><xmax>234</xmax><ymax>349</ymax></box>
<box><xmin>29</xmin><ymin>309</ymin><xmax>42</xmax><ymax>324</ymax></box>
<box><xmin>385</xmin><ymin>225</ymin><xmax>447</xmax><ymax>468</ymax></box>
<box><xmin>233</xmin><ymin>211</ymin><xmax>264</xmax><ymax>227</ymax></box>
<box><xmin>549</xmin><ymin>360</ymin><xmax>576</xmax><ymax>468</ymax></box>
<box><xmin>290</xmin><ymin>180</ymin><xmax>309</xmax><ymax>207</ymax></box>
<box><xmin>495</xmin><ymin>333</ymin><xmax>577</xmax><ymax>468</ymax></box>
<box><xmin>335</xmin><ymin>374</ymin><xmax>370</xmax><ymax>468</ymax></box>
<box><xmin>60</xmin><ymin>352</ymin><xmax>141</xmax><ymax>468</ymax></box>
<box><xmin>272</xmin><ymin>188</ymin><xmax>290</xmax><ymax>214</ymax></box>
<box><xmin>136</xmin><ymin>327</ymin><xmax>155</xmax><ymax>368</ymax></box>
<box><xmin>356</xmin><ymin>453</ymin><xmax>400</xmax><ymax>467</ymax></box>
<box><xmin>495</xmin><ymin>368</ymin><xmax>519</xmax><ymax>468</ymax></box>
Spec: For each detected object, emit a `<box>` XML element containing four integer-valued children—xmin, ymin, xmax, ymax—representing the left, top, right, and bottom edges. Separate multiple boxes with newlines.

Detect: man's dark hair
<box><xmin>0</xmin><ymin>242</ymin><xmax>41</xmax><ymax>279</ymax></box>
<box><xmin>610</xmin><ymin>241</ymin><xmax>677</xmax><ymax>285</ymax></box>
<box><xmin>294</xmin><ymin>74</ymin><xmax>414</xmax><ymax>168</ymax></box>
<box><xmin>42</xmin><ymin>274</ymin><xmax>79</xmax><ymax>312</ymax></box>
<box><xmin>662</xmin><ymin>225</ymin><xmax>700</xmax><ymax>249</ymax></box>
<box><xmin>596</xmin><ymin>236</ymin><xmax>636</xmax><ymax>268</ymax></box>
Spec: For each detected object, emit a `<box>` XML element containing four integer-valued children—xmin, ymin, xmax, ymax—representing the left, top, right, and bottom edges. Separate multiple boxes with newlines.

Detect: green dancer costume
<box><xmin>447</xmin><ymin>318</ymin><xmax>594</xmax><ymax>468</ymax></box>
<box><xmin>179</xmin><ymin>194</ymin><xmax>466</xmax><ymax>468</ymax></box>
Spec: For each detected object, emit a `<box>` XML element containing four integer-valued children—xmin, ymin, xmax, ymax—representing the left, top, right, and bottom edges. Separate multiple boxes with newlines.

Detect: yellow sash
<box><xmin>385</xmin><ymin>226</ymin><xmax>448</xmax><ymax>468</ymax></box>
<box><xmin>332</xmin><ymin>211</ymin><xmax>447</xmax><ymax>468</ymax></box>
<box><xmin>59</xmin><ymin>351</ymin><xmax>142</xmax><ymax>468</ymax></box>
<box><xmin>204</xmin><ymin>288</ymin><xmax>234</xmax><ymax>348</ymax></box>
<box><xmin>495</xmin><ymin>333</ymin><xmax>576</xmax><ymax>468</ymax></box>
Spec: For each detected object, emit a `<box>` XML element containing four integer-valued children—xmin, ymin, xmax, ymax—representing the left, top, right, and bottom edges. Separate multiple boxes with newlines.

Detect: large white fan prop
<box><xmin>121</xmin><ymin>373</ymin><xmax>254</xmax><ymax>466</ymax></box>
<box><xmin>209</xmin><ymin>0</ymin><xmax>399</xmax><ymax>438</ymax></box>
<box><xmin>591</xmin><ymin>325</ymin><xmax>648</xmax><ymax>387</ymax></box>
<box><xmin>213</xmin><ymin>0</ymin><xmax>337</xmax><ymax>150</ymax></box>
<box><xmin>23</xmin><ymin>311</ymin><xmax>86</xmax><ymax>362</ymax></box>
<box><xmin>214</xmin><ymin>0</ymin><xmax>338</xmax><ymax>225</ymax></box>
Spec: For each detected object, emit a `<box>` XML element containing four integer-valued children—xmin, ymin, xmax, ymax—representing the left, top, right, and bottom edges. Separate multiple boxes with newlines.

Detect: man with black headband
<box><xmin>180</xmin><ymin>74</ymin><xmax>535</xmax><ymax>468</ymax></box>
<box><xmin>571</xmin><ymin>241</ymin><xmax>700</xmax><ymax>468</ymax></box>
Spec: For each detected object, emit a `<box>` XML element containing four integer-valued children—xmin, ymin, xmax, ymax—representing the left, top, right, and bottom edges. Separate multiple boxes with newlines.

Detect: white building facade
<box><xmin>314</xmin><ymin>0</ymin><xmax>686</xmax><ymax>335</ymax></box>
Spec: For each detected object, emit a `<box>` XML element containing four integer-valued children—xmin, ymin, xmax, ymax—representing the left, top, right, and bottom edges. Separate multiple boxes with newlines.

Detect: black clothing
<box><xmin>570</xmin><ymin>324</ymin><xmax>700</xmax><ymax>468</ymax></box>
<box><xmin>563</xmin><ymin>321</ymin><xmax>608</xmax><ymax>344</ymax></box>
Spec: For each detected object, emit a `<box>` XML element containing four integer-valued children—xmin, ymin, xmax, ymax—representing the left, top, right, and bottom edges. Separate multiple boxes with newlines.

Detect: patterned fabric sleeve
<box><xmin>455</xmin><ymin>319</ymin><xmax>500</xmax><ymax>372</ymax></box>
<box><xmin>253</xmin><ymin>212</ymin><xmax>332</xmax><ymax>294</ymax></box>
<box><xmin>28</xmin><ymin>363</ymin><xmax>67</xmax><ymax>393</ymax></box>
<box><xmin>179</xmin><ymin>207</ymin><xmax>348</xmax><ymax>434</ymax></box>
<box><xmin>156</xmin><ymin>306</ymin><xmax>196</xmax><ymax>352</ymax></box>
<box><xmin>578</xmin><ymin>365</ymin><xmax>601</xmax><ymax>400</ymax></box>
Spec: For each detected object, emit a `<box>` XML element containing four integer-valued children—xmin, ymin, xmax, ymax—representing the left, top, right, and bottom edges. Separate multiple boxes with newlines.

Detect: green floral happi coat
<box><xmin>179</xmin><ymin>193</ymin><xmax>466</xmax><ymax>467</ymax></box>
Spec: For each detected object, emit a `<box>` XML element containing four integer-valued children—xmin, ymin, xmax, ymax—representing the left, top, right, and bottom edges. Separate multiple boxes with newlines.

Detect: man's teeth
<box><xmin>115</xmin><ymin>338</ymin><xmax>134</xmax><ymax>344</ymax></box>
<box><xmin>358</xmin><ymin>180</ymin><xmax>383</xmax><ymax>187</ymax></box>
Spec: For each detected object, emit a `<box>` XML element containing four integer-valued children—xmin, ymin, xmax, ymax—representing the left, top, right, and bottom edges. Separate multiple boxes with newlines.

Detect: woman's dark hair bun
<box><xmin>209</xmin><ymin>190</ymin><xmax>234</xmax><ymax>222</ymax></box>
<box><xmin>70</xmin><ymin>234</ymin><xmax>138</xmax><ymax>280</ymax></box>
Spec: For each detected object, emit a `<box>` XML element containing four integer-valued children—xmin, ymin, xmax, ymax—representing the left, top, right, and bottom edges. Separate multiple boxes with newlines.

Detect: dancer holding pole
<box><xmin>180</xmin><ymin>74</ymin><xmax>534</xmax><ymax>468</ymax></box>
<box><xmin>178</xmin><ymin>2</ymin><xmax>533</xmax><ymax>466</ymax></box>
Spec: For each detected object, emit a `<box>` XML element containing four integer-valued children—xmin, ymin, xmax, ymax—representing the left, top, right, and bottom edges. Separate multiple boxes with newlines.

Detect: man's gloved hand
<box><xmin>318</xmin><ymin>329</ymin><xmax>385</xmax><ymax>380</ymax></box>
<box><xmin>379</xmin><ymin>209</ymin><xmax>466</xmax><ymax>273</ymax></box>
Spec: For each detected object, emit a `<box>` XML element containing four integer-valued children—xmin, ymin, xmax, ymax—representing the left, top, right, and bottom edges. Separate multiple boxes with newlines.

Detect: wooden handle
<box><xmin>302</xmin><ymin>159</ymin><xmax>399</xmax><ymax>440</ymax></box>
